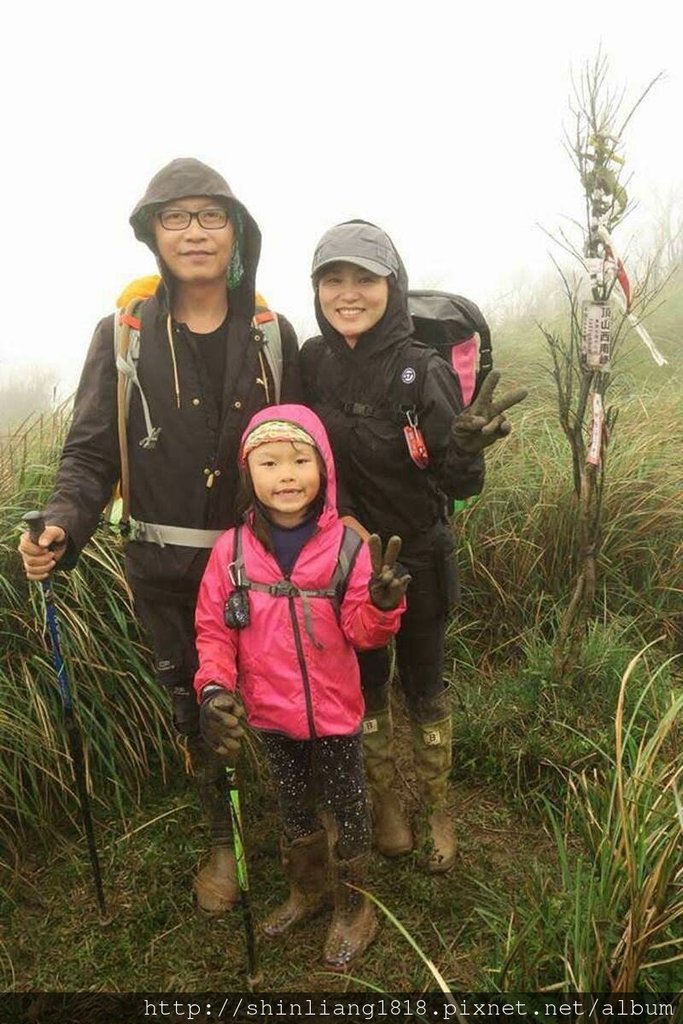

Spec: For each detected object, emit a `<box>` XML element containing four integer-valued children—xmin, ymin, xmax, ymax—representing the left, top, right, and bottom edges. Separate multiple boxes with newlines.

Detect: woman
<box><xmin>301</xmin><ymin>220</ymin><xmax>526</xmax><ymax>873</ymax></box>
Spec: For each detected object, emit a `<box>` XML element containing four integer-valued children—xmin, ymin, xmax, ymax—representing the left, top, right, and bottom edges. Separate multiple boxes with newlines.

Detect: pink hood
<box><xmin>239</xmin><ymin>403</ymin><xmax>339</xmax><ymax>528</ymax></box>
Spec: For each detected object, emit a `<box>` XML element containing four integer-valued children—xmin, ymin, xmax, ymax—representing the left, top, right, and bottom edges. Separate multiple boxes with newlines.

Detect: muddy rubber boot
<box><xmin>362</xmin><ymin>709</ymin><xmax>413</xmax><ymax>857</ymax></box>
<box><xmin>262</xmin><ymin>829</ymin><xmax>330</xmax><ymax>938</ymax></box>
<box><xmin>411</xmin><ymin>715</ymin><xmax>457</xmax><ymax>874</ymax></box>
<box><xmin>323</xmin><ymin>852</ymin><xmax>378</xmax><ymax>970</ymax></box>
<box><xmin>187</xmin><ymin>736</ymin><xmax>240</xmax><ymax>914</ymax></box>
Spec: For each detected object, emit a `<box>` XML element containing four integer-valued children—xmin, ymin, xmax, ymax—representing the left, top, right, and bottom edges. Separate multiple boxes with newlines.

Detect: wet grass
<box><xmin>1</xmin><ymin>750</ymin><xmax>556</xmax><ymax>993</ymax></box>
<box><xmin>1</xmin><ymin>293</ymin><xmax>681</xmax><ymax>993</ymax></box>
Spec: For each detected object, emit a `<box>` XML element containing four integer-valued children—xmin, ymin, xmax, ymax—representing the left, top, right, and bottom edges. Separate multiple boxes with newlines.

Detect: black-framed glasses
<box><xmin>157</xmin><ymin>207</ymin><xmax>230</xmax><ymax>231</ymax></box>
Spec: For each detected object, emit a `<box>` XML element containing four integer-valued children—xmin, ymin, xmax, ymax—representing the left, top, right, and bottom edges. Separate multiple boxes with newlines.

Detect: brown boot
<box><xmin>411</xmin><ymin>716</ymin><xmax>457</xmax><ymax>874</ymax></box>
<box><xmin>194</xmin><ymin>846</ymin><xmax>239</xmax><ymax>914</ymax></box>
<box><xmin>363</xmin><ymin>710</ymin><xmax>413</xmax><ymax>857</ymax></box>
<box><xmin>323</xmin><ymin>852</ymin><xmax>378</xmax><ymax>970</ymax></box>
<box><xmin>187</xmin><ymin>736</ymin><xmax>240</xmax><ymax>913</ymax></box>
<box><xmin>262</xmin><ymin>829</ymin><xmax>330</xmax><ymax>938</ymax></box>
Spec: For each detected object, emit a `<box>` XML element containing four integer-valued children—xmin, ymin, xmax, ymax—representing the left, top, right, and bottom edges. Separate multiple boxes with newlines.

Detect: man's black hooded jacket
<box><xmin>45</xmin><ymin>158</ymin><xmax>301</xmax><ymax>599</ymax></box>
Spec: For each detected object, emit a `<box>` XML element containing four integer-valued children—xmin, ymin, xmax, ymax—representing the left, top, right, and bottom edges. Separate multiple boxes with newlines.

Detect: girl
<box><xmin>301</xmin><ymin>221</ymin><xmax>526</xmax><ymax>873</ymax></box>
<box><xmin>194</xmin><ymin>403</ymin><xmax>408</xmax><ymax>969</ymax></box>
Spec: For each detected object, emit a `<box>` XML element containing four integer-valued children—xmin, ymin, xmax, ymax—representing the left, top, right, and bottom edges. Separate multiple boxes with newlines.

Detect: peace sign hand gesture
<box><xmin>368</xmin><ymin>534</ymin><xmax>411</xmax><ymax>611</ymax></box>
<box><xmin>451</xmin><ymin>371</ymin><xmax>528</xmax><ymax>454</ymax></box>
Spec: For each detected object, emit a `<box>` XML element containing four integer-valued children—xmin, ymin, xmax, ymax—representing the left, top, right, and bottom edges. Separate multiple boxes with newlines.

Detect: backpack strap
<box><xmin>230</xmin><ymin>524</ymin><xmax>246</xmax><ymax>587</ymax></box>
<box><xmin>329</xmin><ymin>526</ymin><xmax>363</xmax><ymax>610</ymax></box>
<box><xmin>115</xmin><ymin>298</ymin><xmax>161</xmax><ymax>450</ymax></box>
<box><xmin>338</xmin><ymin>400</ymin><xmax>410</xmax><ymax>425</ymax></box>
<box><xmin>252</xmin><ymin>307</ymin><xmax>283</xmax><ymax>404</ymax></box>
<box><xmin>125</xmin><ymin>521</ymin><xmax>223</xmax><ymax>547</ymax></box>
<box><xmin>229</xmin><ymin>525</ymin><xmax>364</xmax><ymax>647</ymax></box>
<box><xmin>114</xmin><ymin>297</ymin><xmax>210</xmax><ymax>546</ymax></box>
<box><xmin>337</xmin><ymin>350</ymin><xmax>430</xmax><ymax>426</ymax></box>
<box><xmin>114</xmin><ymin>297</ymin><xmax>146</xmax><ymax>532</ymax></box>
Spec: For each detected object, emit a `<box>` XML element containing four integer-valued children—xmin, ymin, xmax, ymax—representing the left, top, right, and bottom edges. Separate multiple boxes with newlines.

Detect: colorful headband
<box><xmin>241</xmin><ymin>420</ymin><xmax>317</xmax><ymax>464</ymax></box>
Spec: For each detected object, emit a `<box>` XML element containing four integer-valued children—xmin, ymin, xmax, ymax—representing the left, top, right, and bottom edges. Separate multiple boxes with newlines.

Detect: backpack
<box><xmin>315</xmin><ymin>290</ymin><xmax>492</xmax><ymax>468</ymax></box>
<box><xmin>306</xmin><ymin>290</ymin><xmax>490</xmax><ymax>520</ymax></box>
<box><xmin>111</xmin><ymin>276</ymin><xmax>283</xmax><ymax>543</ymax></box>
<box><xmin>406</xmin><ymin>292</ymin><xmax>490</xmax><ymax>512</ymax></box>
<box><xmin>407</xmin><ymin>290</ymin><xmax>492</xmax><ymax>406</ymax></box>
<box><xmin>227</xmin><ymin>523</ymin><xmax>363</xmax><ymax>648</ymax></box>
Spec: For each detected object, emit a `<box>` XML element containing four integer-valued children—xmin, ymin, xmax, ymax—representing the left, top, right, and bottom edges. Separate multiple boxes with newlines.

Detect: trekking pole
<box><xmin>224</xmin><ymin>764</ymin><xmax>262</xmax><ymax>990</ymax></box>
<box><xmin>23</xmin><ymin>511</ymin><xmax>110</xmax><ymax>923</ymax></box>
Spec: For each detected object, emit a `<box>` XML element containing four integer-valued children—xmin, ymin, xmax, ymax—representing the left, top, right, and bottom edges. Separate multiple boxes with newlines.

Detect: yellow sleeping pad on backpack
<box><xmin>116</xmin><ymin>274</ymin><xmax>268</xmax><ymax>310</ymax></box>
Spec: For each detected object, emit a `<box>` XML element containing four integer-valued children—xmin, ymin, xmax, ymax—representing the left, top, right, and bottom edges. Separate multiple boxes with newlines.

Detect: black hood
<box><xmin>313</xmin><ymin>219</ymin><xmax>414</xmax><ymax>359</ymax></box>
<box><xmin>129</xmin><ymin>157</ymin><xmax>262</xmax><ymax>317</ymax></box>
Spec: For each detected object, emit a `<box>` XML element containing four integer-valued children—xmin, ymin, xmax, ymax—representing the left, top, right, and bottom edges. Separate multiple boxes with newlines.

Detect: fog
<box><xmin>2</xmin><ymin>0</ymin><xmax>681</xmax><ymax>399</ymax></box>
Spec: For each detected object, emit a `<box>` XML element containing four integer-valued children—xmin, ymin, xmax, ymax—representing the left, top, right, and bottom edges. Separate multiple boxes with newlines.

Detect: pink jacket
<box><xmin>194</xmin><ymin>404</ymin><xmax>404</xmax><ymax>739</ymax></box>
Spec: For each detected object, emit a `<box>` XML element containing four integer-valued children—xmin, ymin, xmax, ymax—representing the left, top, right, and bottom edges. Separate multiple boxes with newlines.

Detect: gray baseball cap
<box><xmin>311</xmin><ymin>221</ymin><xmax>400</xmax><ymax>278</ymax></box>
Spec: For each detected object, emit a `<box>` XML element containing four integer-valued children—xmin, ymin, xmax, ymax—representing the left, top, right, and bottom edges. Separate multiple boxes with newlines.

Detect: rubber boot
<box><xmin>187</xmin><ymin>736</ymin><xmax>240</xmax><ymax>915</ymax></box>
<box><xmin>362</xmin><ymin>709</ymin><xmax>413</xmax><ymax>857</ymax></box>
<box><xmin>410</xmin><ymin>715</ymin><xmax>457</xmax><ymax>874</ymax></box>
<box><xmin>262</xmin><ymin>829</ymin><xmax>330</xmax><ymax>937</ymax></box>
<box><xmin>323</xmin><ymin>852</ymin><xmax>378</xmax><ymax>970</ymax></box>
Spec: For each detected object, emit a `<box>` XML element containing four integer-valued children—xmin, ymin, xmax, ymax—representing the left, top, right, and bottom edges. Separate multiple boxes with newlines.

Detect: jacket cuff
<box><xmin>366</xmin><ymin>596</ymin><xmax>406</xmax><ymax>622</ymax></box>
<box><xmin>200</xmin><ymin>683</ymin><xmax>228</xmax><ymax>703</ymax></box>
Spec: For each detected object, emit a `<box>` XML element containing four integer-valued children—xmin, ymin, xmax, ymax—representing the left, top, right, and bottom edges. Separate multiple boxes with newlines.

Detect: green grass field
<box><xmin>1</xmin><ymin>276</ymin><xmax>681</xmax><ymax>995</ymax></box>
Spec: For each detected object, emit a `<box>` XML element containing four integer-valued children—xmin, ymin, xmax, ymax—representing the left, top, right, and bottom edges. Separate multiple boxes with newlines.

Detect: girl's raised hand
<box><xmin>368</xmin><ymin>534</ymin><xmax>411</xmax><ymax>610</ymax></box>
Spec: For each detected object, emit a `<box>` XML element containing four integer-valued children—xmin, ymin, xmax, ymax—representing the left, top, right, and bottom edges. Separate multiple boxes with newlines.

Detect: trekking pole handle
<box><xmin>24</xmin><ymin>510</ymin><xmax>46</xmax><ymax>545</ymax></box>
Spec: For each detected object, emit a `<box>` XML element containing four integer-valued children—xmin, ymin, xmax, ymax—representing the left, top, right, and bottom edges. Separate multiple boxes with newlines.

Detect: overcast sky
<box><xmin>2</xmin><ymin>0</ymin><xmax>681</xmax><ymax>395</ymax></box>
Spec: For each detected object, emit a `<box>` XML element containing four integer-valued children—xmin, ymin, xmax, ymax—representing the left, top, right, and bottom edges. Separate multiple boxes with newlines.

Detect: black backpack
<box><xmin>407</xmin><ymin>290</ymin><xmax>493</xmax><ymax>405</ymax></box>
<box><xmin>305</xmin><ymin>289</ymin><xmax>492</xmax><ymax>476</ymax></box>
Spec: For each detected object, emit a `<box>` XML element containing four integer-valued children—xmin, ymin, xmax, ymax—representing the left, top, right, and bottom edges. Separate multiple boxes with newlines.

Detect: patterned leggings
<box><xmin>260</xmin><ymin>731</ymin><xmax>370</xmax><ymax>860</ymax></box>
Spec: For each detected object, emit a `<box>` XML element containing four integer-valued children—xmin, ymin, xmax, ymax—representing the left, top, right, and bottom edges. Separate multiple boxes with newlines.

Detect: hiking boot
<box><xmin>262</xmin><ymin>829</ymin><xmax>330</xmax><ymax>938</ymax></box>
<box><xmin>323</xmin><ymin>852</ymin><xmax>378</xmax><ymax>970</ymax></box>
<box><xmin>187</xmin><ymin>735</ymin><xmax>240</xmax><ymax>913</ymax></box>
<box><xmin>411</xmin><ymin>716</ymin><xmax>457</xmax><ymax>874</ymax></box>
<box><xmin>372</xmin><ymin>789</ymin><xmax>413</xmax><ymax>857</ymax></box>
<box><xmin>423</xmin><ymin>810</ymin><xmax>457</xmax><ymax>874</ymax></box>
<box><xmin>363</xmin><ymin>710</ymin><xmax>413</xmax><ymax>857</ymax></box>
<box><xmin>194</xmin><ymin>845</ymin><xmax>239</xmax><ymax>915</ymax></box>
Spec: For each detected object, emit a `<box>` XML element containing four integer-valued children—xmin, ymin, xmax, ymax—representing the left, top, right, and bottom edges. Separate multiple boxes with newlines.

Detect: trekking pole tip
<box><xmin>247</xmin><ymin>971</ymin><xmax>263</xmax><ymax>991</ymax></box>
<box><xmin>98</xmin><ymin>912</ymin><xmax>115</xmax><ymax>928</ymax></box>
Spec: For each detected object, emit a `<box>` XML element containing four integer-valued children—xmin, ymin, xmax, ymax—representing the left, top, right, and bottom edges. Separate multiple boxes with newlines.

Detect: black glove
<box><xmin>199</xmin><ymin>686</ymin><xmax>246</xmax><ymax>760</ymax></box>
<box><xmin>368</xmin><ymin>534</ymin><xmax>411</xmax><ymax>611</ymax></box>
<box><xmin>451</xmin><ymin>371</ymin><xmax>528</xmax><ymax>454</ymax></box>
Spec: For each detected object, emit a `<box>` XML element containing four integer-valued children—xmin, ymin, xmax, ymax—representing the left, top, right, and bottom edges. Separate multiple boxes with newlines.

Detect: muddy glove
<box><xmin>368</xmin><ymin>534</ymin><xmax>411</xmax><ymax>611</ymax></box>
<box><xmin>451</xmin><ymin>371</ymin><xmax>528</xmax><ymax>454</ymax></box>
<box><xmin>199</xmin><ymin>686</ymin><xmax>246</xmax><ymax>760</ymax></box>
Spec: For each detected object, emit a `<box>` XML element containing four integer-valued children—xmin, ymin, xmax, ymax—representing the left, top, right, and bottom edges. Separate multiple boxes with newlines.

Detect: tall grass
<box><xmin>2</xmin><ymin>367</ymin><xmax>681</xmax><ymax>857</ymax></box>
<box><xmin>473</xmin><ymin>647</ymin><xmax>682</xmax><ymax>992</ymax></box>
<box><xmin>452</xmin><ymin>376</ymin><xmax>682</xmax><ymax>666</ymax></box>
<box><xmin>449</xmin><ymin>612</ymin><xmax>677</xmax><ymax>800</ymax></box>
<box><xmin>1</xmin><ymin>281</ymin><xmax>681</xmax><ymax>1001</ymax></box>
<box><xmin>0</xmin><ymin>410</ymin><xmax>174</xmax><ymax>866</ymax></box>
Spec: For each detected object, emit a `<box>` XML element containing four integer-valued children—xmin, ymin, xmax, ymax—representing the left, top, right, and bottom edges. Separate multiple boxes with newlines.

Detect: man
<box><xmin>18</xmin><ymin>157</ymin><xmax>301</xmax><ymax>914</ymax></box>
